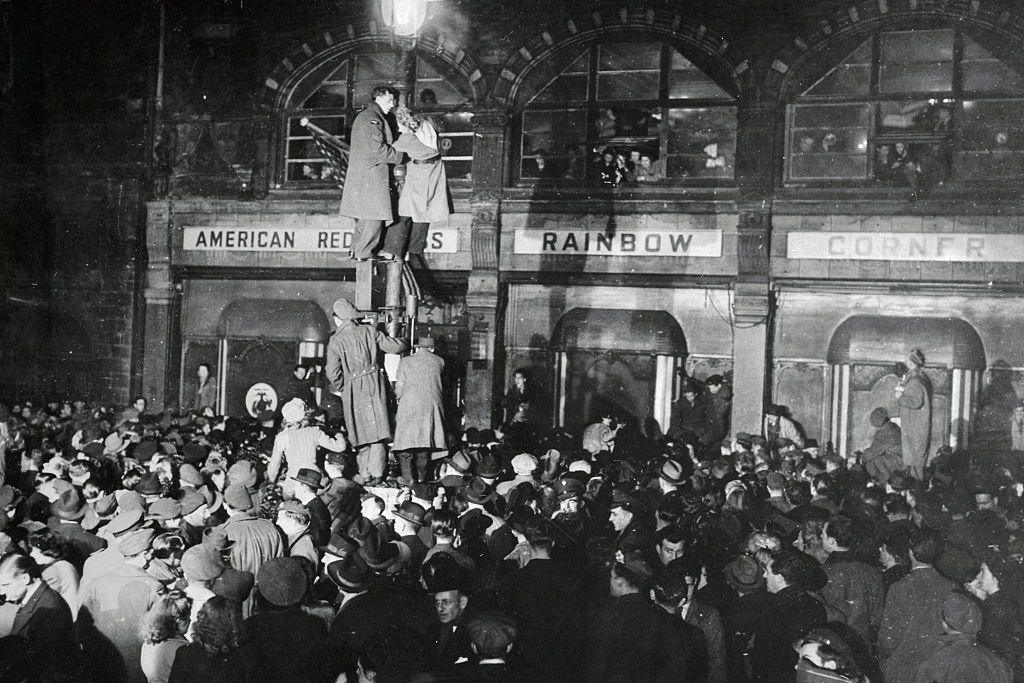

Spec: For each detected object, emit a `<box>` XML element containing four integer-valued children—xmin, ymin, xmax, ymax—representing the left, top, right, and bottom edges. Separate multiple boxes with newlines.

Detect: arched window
<box><xmin>786</xmin><ymin>28</ymin><xmax>1024</xmax><ymax>186</ymax></box>
<box><xmin>518</xmin><ymin>41</ymin><xmax>737</xmax><ymax>184</ymax></box>
<box><xmin>279</xmin><ymin>47</ymin><xmax>474</xmax><ymax>186</ymax></box>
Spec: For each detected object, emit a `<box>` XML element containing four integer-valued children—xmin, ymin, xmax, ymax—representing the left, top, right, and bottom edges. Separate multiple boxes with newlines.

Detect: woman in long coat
<box><xmin>381</xmin><ymin>106</ymin><xmax>452</xmax><ymax>260</ymax></box>
<box><xmin>896</xmin><ymin>350</ymin><xmax>932</xmax><ymax>479</ymax></box>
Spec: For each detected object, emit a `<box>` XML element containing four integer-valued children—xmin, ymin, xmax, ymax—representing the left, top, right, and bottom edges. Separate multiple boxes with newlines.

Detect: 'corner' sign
<box><xmin>514</xmin><ymin>228</ymin><xmax>722</xmax><ymax>257</ymax></box>
<box><xmin>787</xmin><ymin>232</ymin><xmax>1024</xmax><ymax>262</ymax></box>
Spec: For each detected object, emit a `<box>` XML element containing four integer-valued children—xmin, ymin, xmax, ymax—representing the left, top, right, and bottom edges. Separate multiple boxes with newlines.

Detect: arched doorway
<box><xmin>826</xmin><ymin>315</ymin><xmax>985</xmax><ymax>457</ymax></box>
<box><xmin>182</xmin><ymin>298</ymin><xmax>331</xmax><ymax>416</ymax></box>
<box><xmin>551</xmin><ymin>308</ymin><xmax>687</xmax><ymax>432</ymax></box>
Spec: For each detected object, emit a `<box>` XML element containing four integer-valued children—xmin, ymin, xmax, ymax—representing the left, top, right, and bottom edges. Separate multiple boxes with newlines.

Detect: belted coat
<box><xmin>326</xmin><ymin>320</ymin><xmax>408</xmax><ymax>447</ymax></box>
<box><xmin>392</xmin><ymin>348</ymin><xmax>447</xmax><ymax>452</ymax></box>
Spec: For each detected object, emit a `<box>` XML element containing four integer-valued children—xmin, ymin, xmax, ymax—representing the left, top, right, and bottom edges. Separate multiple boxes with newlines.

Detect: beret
<box><xmin>257</xmin><ymin>557</ymin><xmax>307</xmax><ymax>607</ymax></box>
<box><xmin>212</xmin><ymin>568</ymin><xmax>255</xmax><ymax>605</ymax></box>
<box><xmin>465</xmin><ymin>612</ymin><xmax>518</xmax><ymax>655</ymax></box>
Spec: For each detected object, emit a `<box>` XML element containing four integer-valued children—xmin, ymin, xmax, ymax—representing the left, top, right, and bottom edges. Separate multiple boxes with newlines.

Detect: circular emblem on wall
<box><xmin>245</xmin><ymin>383</ymin><xmax>278</xmax><ymax>418</ymax></box>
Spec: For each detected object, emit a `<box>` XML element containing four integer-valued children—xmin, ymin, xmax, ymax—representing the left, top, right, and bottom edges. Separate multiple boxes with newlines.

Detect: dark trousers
<box><xmin>383</xmin><ymin>217</ymin><xmax>431</xmax><ymax>257</ymax></box>
<box><xmin>397</xmin><ymin>450</ymin><xmax>430</xmax><ymax>483</ymax></box>
<box><xmin>352</xmin><ymin>219</ymin><xmax>385</xmax><ymax>259</ymax></box>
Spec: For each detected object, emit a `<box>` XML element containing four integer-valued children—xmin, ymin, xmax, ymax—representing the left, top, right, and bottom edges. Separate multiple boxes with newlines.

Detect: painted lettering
<box><xmin>430</xmin><ymin>232</ymin><xmax>443</xmax><ymax>250</ymax></box>
<box><xmin>967</xmin><ymin>237</ymin><xmax>985</xmax><ymax>258</ymax></box>
<box><xmin>341</xmin><ymin>231</ymin><xmax>351</xmax><ymax>249</ymax></box>
<box><xmin>855</xmin><ymin>236</ymin><xmax>872</xmax><ymax>256</ymax></box>
<box><xmin>597</xmin><ymin>233</ymin><xmax>613</xmax><ymax>251</ymax></box>
<box><xmin>542</xmin><ymin>232</ymin><xmax>557</xmax><ymax>251</ymax></box>
<box><xmin>317</xmin><ymin>232</ymin><xmax>328</xmax><ymax>249</ymax></box>
<box><xmin>621</xmin><ymin>234</ymin><xmax>636</xmax><ymax>252</ymax></box>
<box><xmin>563</xmin><ymin>233</ymin><xmax>579</xmax><ymax>251</ymax></box>
<box><xmin>195</xmin><ymin>231</ymin><xmax>208</xmax><ymax>247</ymax></box>
<box><xmin>828</xmin><ymin>235</ymin><xmax>845</xmax><ymax>256</ymax></box>
<box><xmin>669</xmin><ymin>233</ymin><xmax>693</xmax><ymax>251</ymax></box>
<box><xmin>909</xmin><ymin>237</ymin><xmax>926</xmax><ymax>256</ymax></box>
<box><xmin>644</xmin><ymin>233</ymin><xmax>662</xmax><ymax>252</ymax></box>
<box><xmin>935</xmin><ymin>236</ymin><xmax>953</xmax><ymax>257</ymax></box>
<box><xmin>209</xmin><ymin>231</ymin><xmax>223</xmax><ymax>247</ymax></box>
<box><xmin>283</xmin><ymin>232</ymin><xmax>294</xmax><ymax>249</ymax></box>
<box><xmin>882</xmin><ymin>236</ymin><xmax>898</xmax><ymax>255</ymax></box>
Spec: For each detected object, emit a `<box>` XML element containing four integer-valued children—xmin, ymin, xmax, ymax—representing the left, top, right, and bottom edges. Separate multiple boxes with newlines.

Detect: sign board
<box><xmin>786</xmin><ymin>232</ymin><xmax>1024</xmax><ymax>262</ymax></box>
<box><xmin>245</xmin><ymin>382</ymin><xmax>278</xmax><ymax>418</ymax></box>
<box><xmin>183</xmin><ymin>227</ymin><xmax>458</xmax><ymax>254</ymax></box>
<box><xmin>514</xmin><ymin>229</ymin><xmax>722</xmax><ymax>257</ymax></box>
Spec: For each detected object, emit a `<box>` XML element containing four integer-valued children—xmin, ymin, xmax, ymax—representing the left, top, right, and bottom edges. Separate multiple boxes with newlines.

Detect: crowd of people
<box><xmin>1</xmin><ymin>338</ymin><xmax>1024</xmax><ymax>683</ymax></box>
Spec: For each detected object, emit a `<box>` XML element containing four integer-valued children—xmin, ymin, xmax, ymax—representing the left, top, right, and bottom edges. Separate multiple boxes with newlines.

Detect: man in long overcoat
<box><xmin>859</xmin><ymin>406</ymin><xmax>903</xmax><ymax>483</ymax></box>
<box><xmin>325</xmin><ymin>298</ymin><xmax>409</xmax><ymax>483</ymax></box>
<box><xmin>896</xmin><ymin>349</ymin><xmax>932</xmax><ymax>479</ymax></box>
<box><xmin>392</xmin><ymin>336</ymin><xmax>447</xmax><ymax>484</ymax></box>
<box><xmin>339</xmin><ymin>86</ymin><xmax>402</xmax><ymax>260</ymax></box>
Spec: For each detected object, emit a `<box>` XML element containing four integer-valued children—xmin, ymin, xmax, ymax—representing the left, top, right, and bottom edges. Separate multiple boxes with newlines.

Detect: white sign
<box><xmin>787</xmin><ymin>232</ymin><xmax>1024</xmax><ymax>262</ymax></box>
<box><xmin>245</xmin><ymin>382</ymin><xmax>278</xmax><ymax>418</ymax></box>
<box><xmin>514</xmin><ymin>228</ymin><xmax>722</xmax><ymax>257</ymax></box>
<box><xmin>183</xmin><ymin>227</ymin><xmax>458</xmax><ymax>254</ymax></box>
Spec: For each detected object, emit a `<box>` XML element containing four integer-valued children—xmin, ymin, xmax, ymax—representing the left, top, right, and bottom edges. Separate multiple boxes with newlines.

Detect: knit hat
<box><xmin>725</xmin><ymin>554</ymin><xmax>765</xmax><ymax>592</ymax></box>
<box><xmin>212</xmin><ymin>568</ymin><xmax>255</xmax><ymax>605</ymax></box>
<box><xmin>257</xmin><ymin>557</ymin><xmax>308</xmax><ymax>607</ymax></box>
<box><xmin>511</xmin><ymin>453</ymin><xmax>538</xmax><ymax>476</ymax></box>
<box><xmin>332</xmin><ymin>298</ymin><xmax>362</xmax><ymax>320</ymax></box>
<box><xmin>281</xmin><ymin>398</ymin><xmax>306</xmax><ymax>424</ymax></box>
<box><xmin>181</xmin><ymin>544</ymin><xmax>226</xmax><ymax>582</ymax></box>
<box><xmin>942</xmin><ymin>592</ymin><xmax>982</xmax><ymax>634</ymax></box>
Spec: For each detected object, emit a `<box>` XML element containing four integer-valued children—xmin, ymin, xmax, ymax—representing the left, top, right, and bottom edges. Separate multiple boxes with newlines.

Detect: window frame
<box><xmin>784</xmin><ymin>28</ymin><xmax>1024</xmax><ymax>187</ymax></box>
<box><xmin>516</xmin><ymin>40</ymin><xmax>738</xmax><ymax>187</ymax></box>
<box><xmin>276</xmin><ymin>46</ymin><xmax>475</xmax><ymax>190</ymax></box>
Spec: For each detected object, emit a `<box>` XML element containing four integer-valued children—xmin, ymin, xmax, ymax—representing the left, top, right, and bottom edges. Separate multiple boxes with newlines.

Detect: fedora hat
<box><xmin>51</xmin><ymin>487</ymin><xmax>87</xmax><ymax>521</ymax></box>
<box><xmin>291</xmin><ymin>468</ymin><xmax>325</xmax><ymax>489</ymax></box>
<box><xmin>415</xmin><ymin>336</ymin><xmax>436</xmax><ymax>348</ymax></box>
<box><xmin>394</xmin><ymin>501</ymin><xmax>426</xmax><ymax>527</ymax></box>
<box><xmin>332</xmin><ymin>298</ymin><xmax>362</xmax><ymax>320</ymax></box>
<box><xmin>358</xmin><ymin>533</ymin><xmax>400</xmax><ymax>571</ymax></box>
<box><xmin>660</xmin><ymin>459</ymin><xmax>688</xmax><ymax>485</ymax></box>
<box><xmin>465</xmin><ymin>477</ymin><xmax>495</xmax><ymax>505</ymax></box>
<box><xmin>725</xmin><ymin>554</ymin><xmax>765</xmax><ymax>592</ymax></box>
<box><xmin>476</xmin><ymin>450</ymin><xmax>502</xmax><ymax>479</ymax></box>
<box><xmin>327</xmin><ymin>550</ymin><xmax>372</xmax><ymax>593</ymax></box>
<box><xmin>203</xmin><ymin>526</ymin><xmax>236</xmax><ymax>551</ymax></box>
<box><xmin>449</xmin><ymin>450</ymin><xmax>473</xmax><ymax>475</ymax></box>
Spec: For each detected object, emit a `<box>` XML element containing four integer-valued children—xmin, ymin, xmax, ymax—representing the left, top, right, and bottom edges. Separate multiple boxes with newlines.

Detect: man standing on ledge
<box><xmin>339</xmin><ymin>85</ymin><xmax>402</xmax><ymax>261</ymax></box>
<box><xmin>326</xmin><ymin>298</ymin><xmax>408</xmax><ymax>484</ymax></box>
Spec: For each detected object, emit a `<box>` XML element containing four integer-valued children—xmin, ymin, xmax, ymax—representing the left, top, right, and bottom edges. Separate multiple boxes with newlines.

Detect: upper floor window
<box><xmin>519</xmin><ymin>41</ymin><xmax>737</xmax><ymax>185</ymax></box>
<box><xmin>786</xmin><ymin>28</ymin><xmax>1024</xmax><ymax>187</ymax></box>
<box><xmin>281</xmin><ymin>49</ymin><xmax>473</xmax><ymax>186</ymax></box>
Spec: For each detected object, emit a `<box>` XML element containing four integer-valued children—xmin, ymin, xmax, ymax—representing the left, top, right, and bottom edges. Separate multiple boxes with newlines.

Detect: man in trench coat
<box><xmin>338</xmin><ymin>85</ymin><xmax>402</xmax><ymax>260</ymax></box>
<box><xmin>325</xmin><ymin>298</ymin><xmax>409</xmax><ymax>483</ymax></box>
<box><xmin>896</xmin><ymin>349</ymin><xmax>932</xmax><ymax>480</ymax></box>
<box><xmin>392</xmin><ymin>336</ymin><xmax>447</xmax><ymax>483</ymax></box>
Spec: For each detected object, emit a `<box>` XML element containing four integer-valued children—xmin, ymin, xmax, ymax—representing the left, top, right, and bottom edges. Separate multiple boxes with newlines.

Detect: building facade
<box><xmin>5</xmin><ymin>0</ymin><xmax>1024</xmax><ymax>455</ymax></box>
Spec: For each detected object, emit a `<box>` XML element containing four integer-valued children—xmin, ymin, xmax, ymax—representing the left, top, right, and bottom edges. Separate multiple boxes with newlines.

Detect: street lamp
<box><xmin>380</xmin><ymin>0</ymin><xmax>428</xmax><ymax>37</ymax></box>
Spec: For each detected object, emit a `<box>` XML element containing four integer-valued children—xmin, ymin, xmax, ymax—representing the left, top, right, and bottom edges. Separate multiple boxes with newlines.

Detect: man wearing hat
<box><xmin>496</xmin><ymin>453</ymin><xmax>538</xmax><ymax>499</ymax></box>
<box><xmin>79</xmin><ymin>524</ymin><xmax>162</xmax><ymax>682</ymax></box>
<box><xmin>246</xmin><ymin>557</ymin><xmax>328</xmax><ymax>682</ymax></box>
<box><xmin>609</xmin><ymin>488</ymin><xmax>656</xmax><ymax>564</ymax></box>
<box><xmin>219</xmin><ymin>482</ymin><xmax>284</xmax><ymax>583</ymax></box>
<box><xmin>276</xmin><ymin>499</ymin><xmax>319</xmax><ymax>578</ymax></box>
<box><xmin>291</xmin><ymin>468</ymin><xmax>332</xmax><ymax>547</ymax></box>
<box><xmin>325</xmin><ymin>297</ymin><xmax>408</xmax><ymax>484</ymax></box>
<box><xmin>48</xmin><ymin>486</ymin><xmax>107</xmax><ymax>569</ymax></box>
<box><xmin>763</xmin><ymin>404</ymin><xmax>805</xmax><ymax>451</ymax></box>
<box><xmin>658</xmin><ymin>459</ymin><xmax>689</xmax><ymax>496</ymax></box>
<box><xmin>392</xmin><ymin>336</ymin><xmax>447</xmax><ymax>485</ymax></box>
<box><xmin>896</xmin><ymin>349</ymin><xmax>933</xmax><ymax>479</ymax></box>
<box><xmin>914</xmin><ymin>592</ymin><xmax>1012</xmax><ymax>682</ymax></box>
<box><xmin>856</xmin><ymin>406</ymin><xmax>904</xmax><ymax>483</ymax></box>
<box><xmin>392</xmin><ymin>498</ymin><xmax>428</xmax><ymax>569</ymax></box>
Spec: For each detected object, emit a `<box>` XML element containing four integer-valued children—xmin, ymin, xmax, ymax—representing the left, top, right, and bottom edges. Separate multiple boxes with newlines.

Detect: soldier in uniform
<box><xmin>325</xmin><ymin>298</ymin><xmax>408</xmax><ymax>484</ymax></box>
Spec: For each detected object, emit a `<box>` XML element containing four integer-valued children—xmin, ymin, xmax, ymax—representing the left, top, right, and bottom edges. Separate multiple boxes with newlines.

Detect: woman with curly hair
<box><xmin>168</xmin><ymin>596</ymin><xmax>254</xmax><ymax>683</ymax></box>
<box><xmin>27</xmin><ymin>526</ymin><xmax>80</xmax><ymax>619</ymax></box>
<box><xmin>139</xmin><ymin>591</ymin><xmax>191</xmax><ymax>683</ymax></box>
<box><xmin>378</xmin><ymin>105</ymin><xmax>452</xmax><ymax>266</ymax></box>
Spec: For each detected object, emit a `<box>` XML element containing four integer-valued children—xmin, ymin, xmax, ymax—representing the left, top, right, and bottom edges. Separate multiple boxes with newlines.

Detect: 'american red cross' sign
<box><xmin>182</xmin><ymin>227</ymin><xmax>458</xmax><ymax>253</ymax></box>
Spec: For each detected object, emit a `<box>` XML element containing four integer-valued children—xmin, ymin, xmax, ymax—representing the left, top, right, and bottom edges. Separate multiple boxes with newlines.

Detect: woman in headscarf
<box><xmin>379</xmin><ymin>105</ymin><xmax>452</xmax><ymax>266</ymax></box>
<box><xmin>265</xmin><ymin>398</ymin><xmax>347</xmax><ymax>497</ymax></box>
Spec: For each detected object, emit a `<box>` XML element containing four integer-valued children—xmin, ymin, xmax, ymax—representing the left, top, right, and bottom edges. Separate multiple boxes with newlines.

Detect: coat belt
<box><xmin>345</xmin><ymin>365</ymin><xmax>378</xmax><ymax>381</ymax></box>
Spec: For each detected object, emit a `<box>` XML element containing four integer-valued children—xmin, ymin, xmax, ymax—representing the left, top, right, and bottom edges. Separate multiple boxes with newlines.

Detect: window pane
<box><xmin>522</xmin><ymin>110</ymin><xmax>587</xmax><ymax>156</ymax></box>
<box><xmin>876</xmin><ymin>100</ymin><xmax>954</xmax><ymax>134</ymax></box>
<box><xmin>415</xmin><ymin>79</ymin><xmax>463</xmax><ymax>106</ymax></box>
<box><xmin>303</xmin><ymin>82</ymin><xmax>347</xmax><ymax>110</ymax></box>
<box><xmin>963</xmin><ymin>61</ymin><xmax>1024</xmax><ymax>93</ymax></box>
<box><xmin>792</xmin><ymin>104</ymin><xmax>869</xmax><ymax>129</ymax></box>
<box><xmin>666</xmin><ymin>107</ymin><xmax>737</xmax><ymax>155</ymax></box>
<box><xmin>792</xmin><ymin>129</ymin><xmax>869</xmax><ymax>154</ymax></box>
<box><xmin>444</xmin><ymin>160</ymin><xmax>472</xmax><ymax>180</ymax></box>
<box><xmin>438</xmin><ymin>112</ymin><xmax>473</xmax><ymax>134</ymax></box>
<box><xmin>879</xmin><ymin>29</ymin><xmax>953</xmax><ymax>93</ymax></box>
<box><xmin>879</xmin><ymin>62</ymin><xmax>953</xmax><ymax>93</ymax></box>
<box><xmin>439</xmin><ymin>134</ymin><xmax>473</xmax><ymax>158</ymax></box>
<box><xmin>665</xmin><ymin>154</ymin><xmax>733</xmax><ymax>178</ymax></box>
<box><xmin>958</xmin><ymin>152</ymin><xmax>1024</xmax><ymax>179</ymax></box>
<box><xmin>287</xmin><ymin>161</ymin><xmax>334</xmax><ymax>182</ymax></box>
<box><xmin>598</xmin><ymin>72</ymin><xmax>659</xmax><ymax>100</ymax></box>
<box><xmin>598</xmin><ymin>43</ymin><xmax>660</xmax><ymax>71</ymax></box>
<box><xmin>961</xmin><ymin>99</ymin><xmax>1024</xmax><ymax>151</ymax></box>
<box><xmin>288</xmin><ymin>116</ymin><xmax>346</xmax><ymax>139</ymax></box>
<box><xmin>804</xmin><ymin>40</ymin><xmax>871</xmax><ymax>96</ymax></box>
<box><xmin>353</xmin><ymin>53</ymin><xmax>399</xmax><ymax>104</ymax></box>
<box><xmin>790</xmin><ymin>154</ymin><xmax>867</xmax><ymax>179</ymax></box>
<box><xmin>532</xmin><ymin>74</ymin><xmax>589</xmax><ymax>103</ymax></box>
<box><xmin>668</xmin><ymin>51</ymin><xmax>731</xmax><ymax>99</ymax></box>
<box><xmin>594</xmin><ymin>107</ymin><xmax>661</xmax><ymax>139</ymax></box>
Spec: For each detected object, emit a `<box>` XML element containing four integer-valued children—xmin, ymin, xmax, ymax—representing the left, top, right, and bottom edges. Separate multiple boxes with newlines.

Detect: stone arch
<box><xmin>490</xmin><ymin>6</ymin><xmax>752</xmax><ymax>108</ymax></box>
<box><xmin>260</xmin><ymin>20</ymin><xmax>487</xmax><ymax>113</ymax></box>
<box><xmin>760</xmin><ymin>0</ymin><xmax>1024</xmax><ymax>105</ymax></box>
